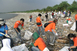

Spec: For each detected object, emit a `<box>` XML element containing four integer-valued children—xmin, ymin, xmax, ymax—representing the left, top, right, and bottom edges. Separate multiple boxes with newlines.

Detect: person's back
<box><xmin>0</xmin><ymin>39</ymin><xmax>13</xmax><ymax>51</ymax></box>
<box><xmin>45</xmin><ymin>22</ymin><xmax>55</xmax><ymax>32</ymax></box>
<box><xmin>36</xmin><ymin>16</ymin><xmax>42</xmax><ymax>27</ymax></box>
<box><xmin>34</xmin><ymin>37</ymin><xmax>46</xmax><ymax>51</ymax></box>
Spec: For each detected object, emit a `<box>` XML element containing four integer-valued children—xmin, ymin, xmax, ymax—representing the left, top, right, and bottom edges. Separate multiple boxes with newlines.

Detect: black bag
<box><xmin>37</xmin><ymin>23</ymin><xmax>41</xmax><ymax>25</ymax></box>
<box><xmin>44</xmin><ymin>23</ymin><xmax>50</xmax><ymax>28</ymax></box>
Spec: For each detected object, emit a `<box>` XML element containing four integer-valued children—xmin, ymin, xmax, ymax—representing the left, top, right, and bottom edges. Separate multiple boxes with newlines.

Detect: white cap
<box><xmin>0</xmin><ymin>18</ymin><xmax>5</xmax><ymax>25</ymax></box>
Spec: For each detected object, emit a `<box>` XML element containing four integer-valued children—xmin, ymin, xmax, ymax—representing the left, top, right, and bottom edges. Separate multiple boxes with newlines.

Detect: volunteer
<box><xmin>67</xmin><ymin>33</ymin><xmax>77</xmax><ymax>51</ymax></box>
<box><xmin>44</xmin><ymin>19</ymin><xmax>58</xmax><ymax>45</ymax></box>
<box><xmin>31</xmin><ymin>32</ymin><xmax>49</xmax><ymax>51</ymax></box>
<box><xmin>75</xmin><ymin>14</ymin><xmax>77</xmax><ymax>32</ymax></box>
<box><xmin>45</xmin><ymin>12</ymin><xmax>48</xmax><ymax>21</ymax></box>
<box><xmin>36</xmin><ymin>14</ymin><xmax>45</xmax><ymax>35</ymax></box>
<box><xmin>14</xmin><ymin>18</ymin><xmax>25</xmax><ymax>41</ymax></box>
<box><xmin>0</xmin><ymin>18</ymin><xmax>8</xmax><ymax>47</ymax></box>
<box><xmin>52</xmin><ymin>11</ymin><xmax>54</xmax><ymax>18</ymax></box>
<box><xmin>30</xmin><ymin>15</ymin><xmax>32</xmax><ymax>22</ymax></box>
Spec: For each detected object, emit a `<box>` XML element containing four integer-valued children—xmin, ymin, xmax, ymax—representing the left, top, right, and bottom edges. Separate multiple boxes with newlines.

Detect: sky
<box><xmin>0</xmin><ymin>0</ymin><xmax>77</xmax><ymax>12</ymax></box>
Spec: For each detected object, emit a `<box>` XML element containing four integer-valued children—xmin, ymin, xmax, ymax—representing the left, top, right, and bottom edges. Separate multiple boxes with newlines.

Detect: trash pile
<box><xmin>0</xmin><ymin>12</ymin><xmax>76</xmax><ymax>51</ymax></box>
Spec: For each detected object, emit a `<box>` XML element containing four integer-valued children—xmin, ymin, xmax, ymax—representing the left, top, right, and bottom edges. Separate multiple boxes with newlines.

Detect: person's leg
<box><xmin>0</xmin><ymin>36</ymin><xmax>4</xmax><ymax>47</ymax></box>
<box><xmin>30</xmin><ymin>18</ymin><xmax>31</xmax><ymax>22</ymax></box>
<box><xmin>31</xmin><ymin>46</ymin><xmax>40</xmax><ymax>51</ymax></box>
<box><xmin>17</xmin><ymin>28</ymin><xmax>21</xmax><ymax>39</ymax></box>
<box><xmin>14</xmin><ymin>28</ymin><xmax>21</xmax><ymax>39</ymax></box>
<box><xmin>38</xmin><ymin>27</ymin><xmax>40</xmax><ymax>35</ymax></box>
<box><xmin>45</xmin><ymin>32</ymin><xmax>51</xmax><ymax>45</ymax></box>
<box><xmin>49</xmin><ymin>32</ymin><xmax>55</xmax><ymax>45</ymax></box>
<box><xmin>41</xmin><ymin>26</ymin><xmax>45</xmax><ymax>35</ymax></box>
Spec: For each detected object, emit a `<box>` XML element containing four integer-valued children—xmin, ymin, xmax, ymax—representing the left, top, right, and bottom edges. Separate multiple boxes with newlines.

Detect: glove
<box><xmin>30</xmin><ymin>43</ymin><xmax>34</xmax><ymax>46</ymax></box>
<box><xmin>18</xmin><ymin>33</ymin><xmax>21</xmax><ymax>35</ymax></box>
<box><xmin>5</xmin><ymin>34</ymin><xmax>10</xmax><ymax>37</ymax></box>
<box><xmin>55</xmin><ymin>33</ymin><xmax>58</xmax><ymax>36</ymax></box>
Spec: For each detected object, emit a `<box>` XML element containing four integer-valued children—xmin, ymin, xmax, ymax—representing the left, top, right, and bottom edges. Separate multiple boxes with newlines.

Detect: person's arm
<box><xmin>15</xmin><ymin>28</ymin><xmax>19</xmax><ymax>33</ymax></box>
<box><xmin>70</xmin><ymin>46</ymin><xmax>76</xmax><ymax>49</ymax></box>
<box><xmin>53</xmin><ymin>29</ymin><xmax>56</xmax><ymax>33</ymax></box>
<box><xmin>5</xmin><ymin>25</ymin><xmax>8</xmax><ymax>34</ymax></box>
<box><xmin>5</xmin><ymin>30</ymin><xmax>8</xmax><ymax>34</ymax></box>
<box><xmin>22</xmin><ymin>26</ymin><xmax>25</xmax><ymax>30</ymax></box>
<box><xmin>21</xmin><ymin>23</ymin><xmax>25</xmax><ymax>30</ymax></box>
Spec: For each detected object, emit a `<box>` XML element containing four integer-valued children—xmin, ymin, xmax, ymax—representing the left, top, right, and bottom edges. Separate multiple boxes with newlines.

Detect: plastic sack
<box><xmin>43</xmin><ymin>47</ymin><xmax>49</xmax><ymax>51</ymax></box>
<box><xmin>68</xmin><ymin>21</ymin><xmax>72</xmax><ymax>24</ymax></box>
<box><xmin>12</xmin><ymin>44</ymin><xmax>29</xmax><ymax>51</ymax></box>
<box><xmin>70</xmin><ymin>22</ymin><xmax>76</xmax><ymax>31</ymax></box>
<box><xmin>24</xmin><ymin>30</ymin><xmax>33</xmax><ymax>40</ymax></box>
<box><xmin>59</xmin><ymin>46</ymin><xmax>69</xmax><ymax>51</ymax></box>
<box><xmin>51</xmin><ymin>16</ymin><xmax>53</xmax><ymax>19</ymax></box>
<box><xmin>61</xmin><ymin>14</ymin><xmax>64</xmax><ymax>17</ymax></box>
<box><xmin>63</xmin><ymin>24</ymin><xmax>69</xmax><ymax>27</ymax></box>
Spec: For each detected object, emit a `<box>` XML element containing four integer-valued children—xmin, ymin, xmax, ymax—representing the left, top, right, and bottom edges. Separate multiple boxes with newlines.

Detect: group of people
<box><xmin>0</xmin><ymin>12</ymin><xmax>77</xmax><ymax>51</ymax></box>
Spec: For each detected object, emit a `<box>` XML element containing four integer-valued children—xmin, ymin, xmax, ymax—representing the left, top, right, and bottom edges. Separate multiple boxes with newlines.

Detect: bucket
<box><xmin>24</xmin><ymin>31</ymin><xmax>33</xmax><ymax>40</ymax></box>
<box><xmin>33</xmin><ymin>32</ymin><xmax>39</xmax><ymax>40</ymax></box>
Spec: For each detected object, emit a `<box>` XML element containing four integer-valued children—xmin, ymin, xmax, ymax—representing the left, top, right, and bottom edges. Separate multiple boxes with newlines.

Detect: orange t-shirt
<box><xmin>73</xmin><ymin>37</ymin><xmax>77</xmax><ymax>46</ymax></box>
<box><xmin>14</xmin><ymin>21</ymin><xmax>24</xmax><ymax>28</ymax></box>
<box><xmin>45</xmin><ymin>22</ymin><xmax>55</xmax><ymax>32</ymax></box>
<box><xmin>67</xmin><ymin>18</ymin><xmax>71</xmax><ymax>21</ymax></box>
<box><xmin>75</xmin><ymin>14</ymin><xmax>77</xmax><ymax>20</ymax></box>
<box><xmin>36</xmin><ymin>17</ymin><xmax>42</xmax><ymax>27</ymax></box>
<box><xmin>34</xmin><ymin>37</ymin><xmax>46</xmax><ymax>51</ymax></box>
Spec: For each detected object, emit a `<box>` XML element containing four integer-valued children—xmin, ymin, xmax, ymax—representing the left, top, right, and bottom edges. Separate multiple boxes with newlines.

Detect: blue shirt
<box><xmin>0</xmin><ymin>25</ymin><xmax>8</xmax><ymax>36</ymax></box>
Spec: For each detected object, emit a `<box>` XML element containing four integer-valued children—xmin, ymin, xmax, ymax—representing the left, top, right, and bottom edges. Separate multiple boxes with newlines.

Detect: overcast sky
<box><xmin>0</xmin><ymin>0</ymin><xmax>76</xmax><ymax>12</ymax></box>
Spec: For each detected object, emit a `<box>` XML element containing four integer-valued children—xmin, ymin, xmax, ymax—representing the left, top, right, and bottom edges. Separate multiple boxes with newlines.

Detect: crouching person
<box><xmin>44</xmin><ymin>19</ymin><xmax>58</xmax><ymax>45</ymax></box>
<box><xmin>0</xmin><ymin>38</ymin><xmax>13</xmax><ymax>51</ymax></box>
<box><xmin>31</xmin><ymin>32</ymin><xmax>49</xmax><ymax>51</ymax></box>
<box><xmin>67</xmin><ymin>33</ymin><xmax>77</xmax><ymax>51</ymax></box>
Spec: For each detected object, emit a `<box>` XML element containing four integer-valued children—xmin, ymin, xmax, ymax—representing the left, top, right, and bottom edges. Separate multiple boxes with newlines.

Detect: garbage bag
<box><xmin>70</xmin><ymin>22</ymin><xmax>76</xmax><ymax>31</ymax></box>
<box><xmin>51</xmin><ymin>16</ymin><xmax>53</xmax><ymax>19</ymax></box>
<box><xmin>68</xmin><ymin>21</ymin><xmax>72</xmax><ymax>24</ymax></box>
<box><xmin>12</xmin><ymin>44</ymin><xmax>29</xmax><ymax>51</ymax></box>
<box><xmin>63</xmin><ymin>24</ymin><xmax>69</xmax><ymax>27</ymax></box>
<box><xmin>24</xmin><ymin>31</ymin><xmax>33</xmax><ymax>40</ymax></box>
<box><xmin>59</xmin><ymin>46</ymin><xmax>69</xmax><ymax>51</ymax></box>
<box><xmin>43</xmin><ymin>47</ymin><xmax>49</xmax><ymax>51</ymax></box>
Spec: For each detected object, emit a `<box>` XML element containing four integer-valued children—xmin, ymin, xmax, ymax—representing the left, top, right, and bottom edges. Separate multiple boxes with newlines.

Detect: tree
<box><xmin>58</xmin><ymin>1</ymin><xmax>70</xmax><ymax>11</ymax></box>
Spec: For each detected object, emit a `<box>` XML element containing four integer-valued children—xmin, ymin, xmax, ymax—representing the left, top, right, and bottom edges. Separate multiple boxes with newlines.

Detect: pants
<box><xmin>14</xmin><ymin>28</ymin><xmax>21</xmax><ymax>39</ymax></box>
<box><xmin>31</xmin><ymin>46</ymin><xmax>40</xmax><ymax>51</ymax></box>
<box><xmin>30</xmin><ymin>18</ymin><xmax>32</xmax><ymax>22</ymax></box>
<box><xmin>76</xmin><ymin>21</ymin><xmax>77</xmax><ymax>32</ymax></box>
<box><xmin>70</xmin><ymin>40</ymin><xmax>77</xmax><ymax>51</ymax></box>
<box><xmin>52</xmin><ymin>15</ymin><xmax>54</xmax><ymax>18</ymax></box>
<box><xmin>45</xmin><ymin>31</ymin><xmax>56</xmax><ymax>45</ymax></box>
<box><xmin>38</xmin><ymin>26</ymin><xmax>45</xmax><ymax>35</ymax></box>
<box><xmin>0</xmin><ymin>36</ymin><xmax>4</xmax><ymax>48</ymax></box>
<box><xmin>45</xmin><ymin>17</ymin><xmax>48</xmax><ymax>21</ymax></box>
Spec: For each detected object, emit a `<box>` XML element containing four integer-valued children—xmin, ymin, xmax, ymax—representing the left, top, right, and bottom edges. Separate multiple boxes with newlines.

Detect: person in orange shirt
<box><xmin>44</xmin><ymin>19</ymin><xmax>58</xmax><ymax>45</ymax></box>
<box><xmin>31</xmin><ymin>32</ymin><xmax>49</xmax><ymax>51</ymax></box>
<box><xmin>68</xmin><ymin>33</ymin><xmax>77</xmax><ymax>51</ymax></box>
<box><xmin>36</xmin><ymin>14</ymin><xmax>45</xmax><ymax>35</ymax></box>
<box><xmin>75</xmin><ymin>14</ymin><xmax>77</xmax><ymax>32</ymax></box>
<box><xmin>14</xmin><ymin>18</ymin><xmax>25</xmax><ymax>41</ymax></box>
